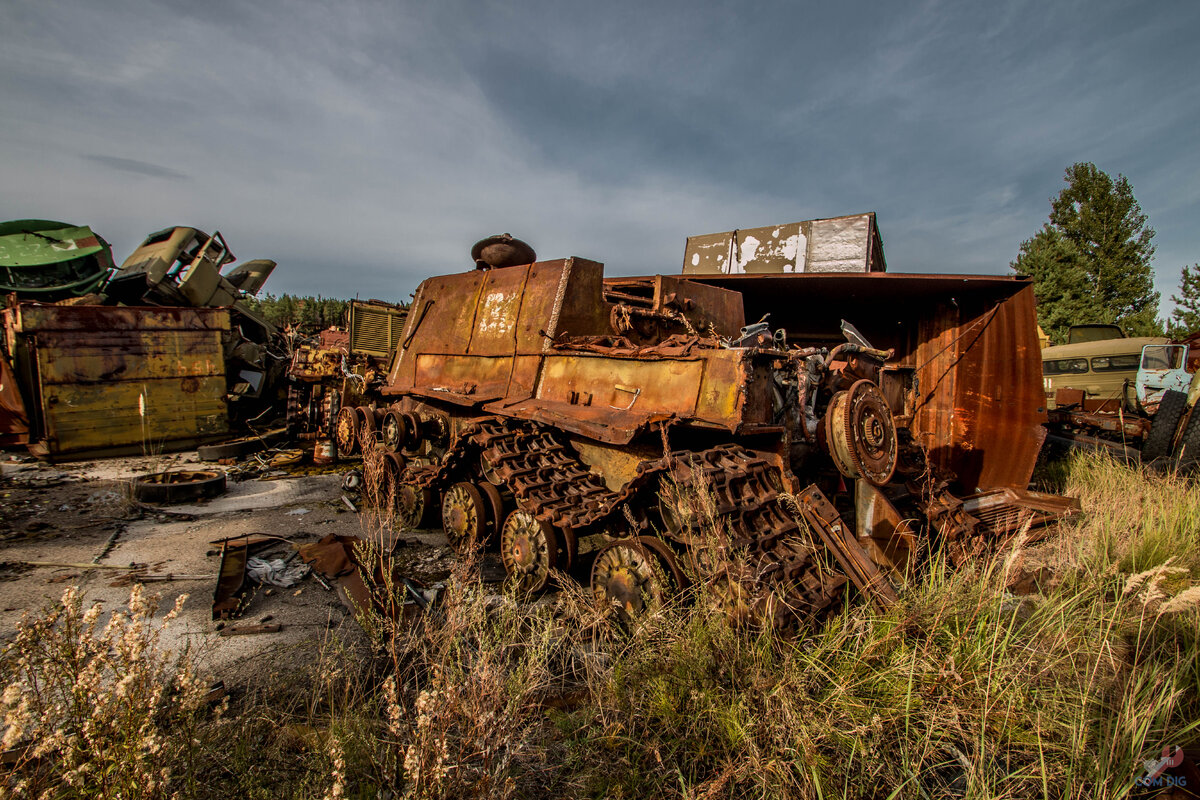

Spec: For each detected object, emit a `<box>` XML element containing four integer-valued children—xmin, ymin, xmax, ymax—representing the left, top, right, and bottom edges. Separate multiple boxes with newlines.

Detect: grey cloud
<box><xmin>1</xmin><ymin>0</ymin><xmax>1198</xmax><ymax>317</ymax></box>
<box><xmin>83</xmin><ymin>155</ymin><xmax>190</xmax><ymax>180</ymax></box>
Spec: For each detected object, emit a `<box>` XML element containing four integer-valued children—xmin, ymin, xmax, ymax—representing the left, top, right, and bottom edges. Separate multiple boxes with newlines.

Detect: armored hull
<box><xmin>363</xmin><ymin>256</ymin><xmax>1068</xmax><ymax>622</ymax></box>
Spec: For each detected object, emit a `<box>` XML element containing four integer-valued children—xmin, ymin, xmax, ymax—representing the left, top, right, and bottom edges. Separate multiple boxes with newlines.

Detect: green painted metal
<box><xmin>0</xmin><ymin>219</ymin><xmax>113</xmax><ymax>299</ymax></box>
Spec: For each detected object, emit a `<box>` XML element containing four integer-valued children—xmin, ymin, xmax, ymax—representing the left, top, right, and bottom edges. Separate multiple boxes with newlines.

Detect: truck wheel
<box><xmin>1173</xmin><ymin>406</ymin><xmax>1200</xmax><ymax>473</ymax></box>
<box><xmin>1142</xmin><ymin>389</ymin><xmax>1188</xmax><ymax>465</ymax></box>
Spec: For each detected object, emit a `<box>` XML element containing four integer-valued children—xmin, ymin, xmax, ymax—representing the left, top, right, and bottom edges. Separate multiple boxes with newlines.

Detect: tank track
<box><xmin>406</xmin><ymin>416</ymin><xmax>845</xmax><ymax>618</ymax></box>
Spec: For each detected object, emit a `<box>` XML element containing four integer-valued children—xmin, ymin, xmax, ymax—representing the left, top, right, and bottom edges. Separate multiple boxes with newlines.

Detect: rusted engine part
<box><xmin>901</xmin><ymin>481</ymin><xmax>1080</xmax><ymax>568</ymax></box>
<box><xmin>298</xmin><ymin>534</ymin><xmax>429</xmax><ymax>622</ymax></box>
<box><xmin>687</xmin><ymin>271</ymin><xmax>1048</xmax><ymax>494</ymax></box>
<box><xmin>405</xmin><ymin>416</ymin><xmax>847</xmax><ymax>623</ymax></box>
<box><xmin>602</xmin><ymin>275</ymin><xmax>745</xmax><ymax>345</ymax></box>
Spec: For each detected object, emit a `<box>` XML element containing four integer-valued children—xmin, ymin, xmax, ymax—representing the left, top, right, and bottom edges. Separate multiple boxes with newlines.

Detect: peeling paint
<box><xmin>477</xmin><ymin>291</ymin><xmax>518</xmax><ymax>336</ymax></box>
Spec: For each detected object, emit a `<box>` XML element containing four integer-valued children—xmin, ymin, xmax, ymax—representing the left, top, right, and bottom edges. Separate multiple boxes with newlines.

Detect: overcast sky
<box><xmin>2</xmin><ymin>0</ymin><xmax>1197</xmax><ymax>314</ymax></box>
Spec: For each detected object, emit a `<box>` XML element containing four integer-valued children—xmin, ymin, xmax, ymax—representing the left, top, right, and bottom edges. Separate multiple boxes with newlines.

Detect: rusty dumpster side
<box><xmin>3</xmin><ymin>303</ymin><xmax>232</xmax><ymax>460</ymax></box>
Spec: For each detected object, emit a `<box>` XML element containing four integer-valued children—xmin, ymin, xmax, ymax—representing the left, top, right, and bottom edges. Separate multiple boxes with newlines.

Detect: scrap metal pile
<box><xmin>0</xmin><ymin>216</ymin><xmax>1082</xmax><ymax>625</ymax></box>
<box><xmin>328</xmin><ymin>227</ymin><xmax>1078</xmax><ymax>624</ymax></box>
<box><xmin>1</xmin><ymin>225</ymin><xmax>288</xmax><ymax>460</ymax></box>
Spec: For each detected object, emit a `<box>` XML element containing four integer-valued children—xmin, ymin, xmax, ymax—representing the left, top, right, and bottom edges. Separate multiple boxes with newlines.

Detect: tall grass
<box><xmin>2</xmin><ymin>451</ymin><xmax>1198</xmax><ymax>798</ymax></box>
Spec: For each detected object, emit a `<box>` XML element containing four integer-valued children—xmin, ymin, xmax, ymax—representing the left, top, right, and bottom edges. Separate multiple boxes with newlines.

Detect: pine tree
<box><xmin>1011</xmin><ymin>225</ymin><xmax>1094</xmax><ymax>344</ymax></box>
<box><xmin>1013</xmin><ymin>162</ymin><xmax>1162</xmax><ymax>339</ymax></box>
<box><xmin>1168</xmin><ymin>263</ymin><xmax>1200</xmax><ymax>339</ymax></box>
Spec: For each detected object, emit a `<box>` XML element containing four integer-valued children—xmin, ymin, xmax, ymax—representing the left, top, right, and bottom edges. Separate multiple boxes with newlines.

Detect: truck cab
<box><xmin>1137</xmin><ymin>343</ymin><xmax>1192</xmax><ymax>404</ymax></box>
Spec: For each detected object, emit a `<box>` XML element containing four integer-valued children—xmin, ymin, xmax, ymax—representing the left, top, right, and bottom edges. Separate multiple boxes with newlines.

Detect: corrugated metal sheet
<box><xmin>4</xmin><ymin>304</ymin><xmax>231</xmax><ymax>459</ymax></box>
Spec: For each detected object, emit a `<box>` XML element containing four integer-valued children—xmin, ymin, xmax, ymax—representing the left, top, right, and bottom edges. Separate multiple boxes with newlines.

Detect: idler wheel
<box><xmin>355</xmin><ymin>406</ymin><xmax>377</xmax><ymax>447</ymax></box>
<box><xmin>500</xmin><ymin>510</ymin><xmax>557</xmax><ymax>593</ymax></box>
<box><xmin>396</xmin><ymin>480</ymin><xmax>436</xmax><ymax>529</ymax></box>
<box><xmin>478</xmin><ymin>481</ymin><xmax>505</xmax><ymax>547</ymax></box>
<box><xmin>823</xmin><ymin>379</ymin><xmax>897</xmax><ymax>487</ymax></box>
<box><xmin>401</xmin><ymin>412</ymin><xmax>424</xmax><ymax>455</ymax></box>
<box><xmin>335</xmin><ymin>406</ymin><xmax>360</xmax><ymax>456</ymax></box>
<box><xmin>441</xmin><ymin>482</ymin><xmax>488</xmax><ymax>551</ymax></box>
<box><xmin>380</xmin><ymin>408</ymin><xmax>406</xmax><ymax>452</ymax></box>
<box><xmin>591</xmin><ymin>537</ymin><xmax>677</xmax><ymax>618</ymax></box>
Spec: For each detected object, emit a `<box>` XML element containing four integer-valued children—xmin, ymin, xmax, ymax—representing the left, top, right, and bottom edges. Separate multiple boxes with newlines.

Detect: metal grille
<box><xmin>349</xmin><ymin>304</ymin><xmax>405</xmax><ymax>357</ymax></box>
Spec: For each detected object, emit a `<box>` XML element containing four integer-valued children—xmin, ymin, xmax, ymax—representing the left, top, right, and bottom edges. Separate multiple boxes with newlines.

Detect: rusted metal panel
<box><xmin>0</xmin><ymin>350</ymin><xmax>28</xmax><ymax>446</ymax></box>
<box><xmin>386</xmin><ymin>258</ymin><xmax>611</xmax><ymax>401</ymax></box>
<box><xmin>414</xmin><ymin>354</ymin><xmax>514</xmax><ymax>404</ymax></box>
<box><xmin>683</xmin><ymin>213</ymin><xmax>885</xmax><ymax>275</ymax></box>
<box><xmin>4</xmin><ymin>303</ymin><xmax>230</xmax><ymax>459</ymax></box>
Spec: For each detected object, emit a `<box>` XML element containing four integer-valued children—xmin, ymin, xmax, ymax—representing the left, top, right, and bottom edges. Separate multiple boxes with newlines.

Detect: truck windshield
<box><xmin>1141</xmin><ymin>345</ymin><xmax>1184</xmax><ymax>370</ymax></box>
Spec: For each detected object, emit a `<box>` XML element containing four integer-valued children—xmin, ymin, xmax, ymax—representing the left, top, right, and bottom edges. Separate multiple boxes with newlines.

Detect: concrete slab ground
<box><xmin>0</xmin><ymin>451</ymin><xmax>459</xmax><ymax>684</ymax></box>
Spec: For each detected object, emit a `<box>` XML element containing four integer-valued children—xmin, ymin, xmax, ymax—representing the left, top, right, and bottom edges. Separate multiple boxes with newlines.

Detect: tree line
<box><xmin>1012</xmin><ymin>162</ymin><xmax>1198</xmax><ymax>344</ymax></box>
<box><xmin>242</xmin><ymin>293</ymin><xmax>351</xmax><ymax>332</ymax></box>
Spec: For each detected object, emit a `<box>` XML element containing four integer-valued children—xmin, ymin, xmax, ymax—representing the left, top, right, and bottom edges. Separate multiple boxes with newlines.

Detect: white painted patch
<box><xmin>782</xmin><ymin>232</ymin><xmax>806</xmax><ymax>273</ymax></box>
<box><xmin>478</xmin><ymin>291</ymin><xmax>518</xmax><ymax>336</ymax></box>
<box><xmin>736</xmin><ymin>235</ymin><xmax>762</xmax><ymax>273</ymax></box>
<box><xmin>691</xmin><ymin>252</ymin><xmax>700</xmax><ymax>266</ymax></box>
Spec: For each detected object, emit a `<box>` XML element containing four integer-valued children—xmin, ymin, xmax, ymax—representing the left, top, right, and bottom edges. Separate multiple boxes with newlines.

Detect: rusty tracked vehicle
<box><xmin>370</xmin><ymin>250</ymin><xmax>1072</xmax><ymax>621</ymax></box>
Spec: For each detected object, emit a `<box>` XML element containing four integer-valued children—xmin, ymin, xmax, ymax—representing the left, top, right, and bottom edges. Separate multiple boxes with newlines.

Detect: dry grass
<box><xmin>3</xmin><ymin>450</ymin><xmax>1199</xmax><ymax>799</ymax></box>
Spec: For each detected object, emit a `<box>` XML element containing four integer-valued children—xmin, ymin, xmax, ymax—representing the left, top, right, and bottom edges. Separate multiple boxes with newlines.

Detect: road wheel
<box><xmin>380</xmin><ymin>409</ymin><xmax>406</xmax><ymax>451</ymax></box>
<box><xmin>335</xmin><ymin>406</ymin><xmax>360</xmax><ymax>456</ymax></box>
<box><xmin>591</xmin><ymin>537</ymin><xmax>676</xmax><ymax>619</ymax></box>
<box><xmin>397</xmin><ymin>481</ymin><xmax>436</xmax><ymax>529</ymax></box>
<box><xmin>441</xmin><ymin>482</ymin><xmax>488</xmax><ymax>551</ymax></box>
<box><xmin>500</xmin><ymin>510</ymin><xmax>557</xmax><ymax>593</ymax></box>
